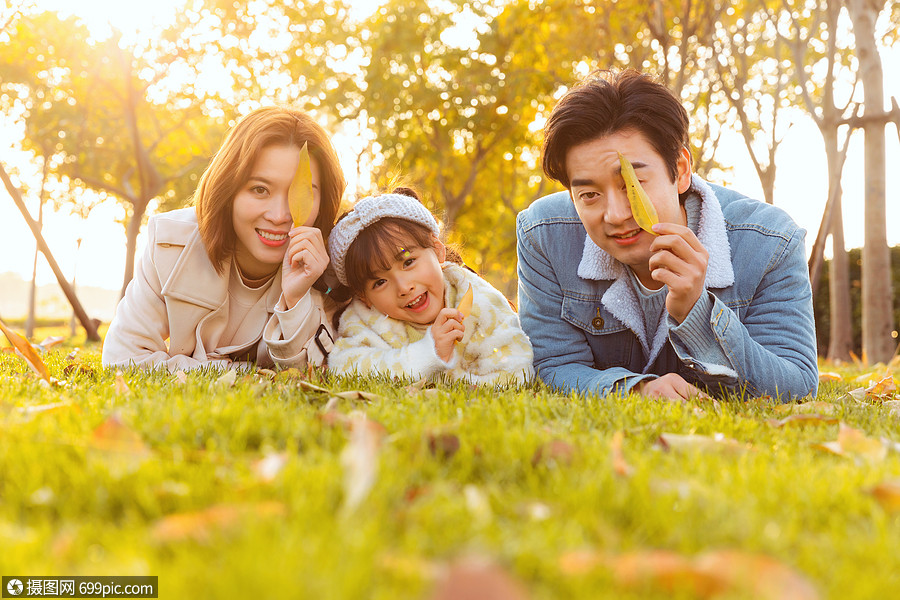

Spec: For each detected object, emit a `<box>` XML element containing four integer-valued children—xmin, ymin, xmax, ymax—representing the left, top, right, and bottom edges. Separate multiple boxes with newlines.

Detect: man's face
<box><xmin>566</xmin><ymin>129</ymin><xmax>692</xmax><ymax>285</ymax></box>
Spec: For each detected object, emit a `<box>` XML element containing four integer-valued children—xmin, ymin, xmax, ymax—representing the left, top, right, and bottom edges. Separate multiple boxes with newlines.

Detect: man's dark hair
<box><xmin>541</xmin><ymin>69</ymin><xmax>690</xmax><ymax>188</ymax></box>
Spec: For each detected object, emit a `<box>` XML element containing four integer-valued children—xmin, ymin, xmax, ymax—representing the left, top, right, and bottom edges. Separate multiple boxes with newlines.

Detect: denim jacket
<box><xmin>516</xmin><ymin>175</ymin><xmax>818</xmax><ymax>400</ymax></box>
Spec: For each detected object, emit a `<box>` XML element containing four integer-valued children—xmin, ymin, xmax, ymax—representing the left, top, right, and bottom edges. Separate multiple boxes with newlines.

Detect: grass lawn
<box><xmin>1</xmin><ymin>328</ymin><xmax>899</xmax><ymax>599</ymax></box>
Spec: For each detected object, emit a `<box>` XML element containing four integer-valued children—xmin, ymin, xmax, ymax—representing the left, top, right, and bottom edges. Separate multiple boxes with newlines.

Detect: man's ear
<box><xmin>432</xmin><ymin>235</ymin><xmax>447</xmax><ymax>263</ymax></box>
<box><xmin>676</xmin><ymin>146</ymin><xmax>693</xmax><ymax>194</ymax></box>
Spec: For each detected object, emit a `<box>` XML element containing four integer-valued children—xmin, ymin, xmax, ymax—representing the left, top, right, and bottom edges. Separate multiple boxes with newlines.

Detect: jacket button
<box><xmin>592</xmin><ymin>316</ymin><xmax>604</xmax><ymax>329</ymax></box>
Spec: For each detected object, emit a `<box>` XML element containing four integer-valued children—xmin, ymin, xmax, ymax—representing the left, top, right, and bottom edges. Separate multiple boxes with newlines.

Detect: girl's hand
<box><xmin>432</xmin><ymin>308</ymin><xmax>465</xmax><ymax>363</ymax></box>
<box><xmin>649</xmin><ymin>222</ymin><xmax>709</xmax><ymax>323</ymax></box>
<box><xmin>281</xmin><ymin>226</ymin><xmax>329</xmax><ymax>309</ymax></box>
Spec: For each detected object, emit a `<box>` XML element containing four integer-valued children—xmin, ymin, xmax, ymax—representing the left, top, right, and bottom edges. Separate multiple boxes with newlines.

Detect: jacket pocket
<box><xmin>561</xmin><ymin>295</ymin><xmax>632</xmax><ymax>368</ymax></box>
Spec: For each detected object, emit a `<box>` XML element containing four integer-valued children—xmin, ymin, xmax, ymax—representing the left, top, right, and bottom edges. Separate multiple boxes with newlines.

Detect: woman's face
<box><xmin>232</xmin><ymin>144</ymin><xmax>321</xmax><ymax>279</ymax></box>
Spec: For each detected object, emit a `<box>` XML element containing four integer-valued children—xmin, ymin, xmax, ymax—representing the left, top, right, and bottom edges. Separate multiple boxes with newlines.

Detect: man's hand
<box><xmin>281</xmin><ymin>226</ymin><xmax>329</xmax><ymax>309</ymax></box>
<box><xmin>432</xmin><ymin>308</ymin><xmax>465</xmax><ymax>363</ymax></box>
<box><xmin>649</xmin><ymin>222</ymin><xmax>709</xmax><ymax>323</ymax></box>
<box><xmin>636</xmin><ymin>373</ymin><xmax>709</xmax><ymax>401</ymax></box>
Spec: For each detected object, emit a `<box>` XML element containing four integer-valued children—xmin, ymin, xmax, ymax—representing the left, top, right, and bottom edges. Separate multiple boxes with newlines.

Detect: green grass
<box><xmin>1</xmin><ymin>337</ymin><xmax>899</xmax><ymax>599</ymax></box>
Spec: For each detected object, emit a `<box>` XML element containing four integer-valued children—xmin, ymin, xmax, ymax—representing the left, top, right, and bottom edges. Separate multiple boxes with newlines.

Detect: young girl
<box><xmin>327</xmin><ymin>189</ymin><xmax>533</xmax><ymax>385</ymax></box>
<box><xmin>102</xmin><ymin>107</ymin><xmax>348</xmax><ymax>371</ymax></box>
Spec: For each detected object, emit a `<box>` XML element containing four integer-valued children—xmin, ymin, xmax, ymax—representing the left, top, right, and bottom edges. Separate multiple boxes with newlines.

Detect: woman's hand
<box><xmin>281</xmin><ymin>226</ymin><xmax>329</xmax><ymax>309</ymax></box>
<box><xmin>431</xmin><ymin>307</ymin><xmax>465</xmax><ymax>363</ymax></box>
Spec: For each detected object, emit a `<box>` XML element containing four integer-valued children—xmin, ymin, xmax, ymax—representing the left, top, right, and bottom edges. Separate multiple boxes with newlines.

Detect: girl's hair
<box><xmin>195</xmin><ymin>106</ymin><xmax>346</xmax><ymax>273</ymax></box>
<box><xmin>342</xmin><ymin>187</ymin><xmax>463</xmax><ymax>295</ymax></box>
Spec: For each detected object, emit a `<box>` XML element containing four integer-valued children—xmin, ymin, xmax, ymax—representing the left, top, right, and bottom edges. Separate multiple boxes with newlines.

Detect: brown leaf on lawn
<box><xmin>695</xmin><ymin>550</ymin><xmax>819</xmax><ymax>600</ymax></box>
<box><xmin>17</xmin><ymin>402</ymin><xmax>77</xmax><ymax>416</ymax></box>
<box><xmin>812</xmin><ymin>422</ymin><xmax>887</xmax><ymax>464</ymax></box>
<box><xmin>341</xmin><ymin>412</ymin><xmax>385</xmax><ymax>513</ymax></box>
<box><xmin>559</xmin><ymin>549</ymin><xmax>818</xmax><ymax>600</ymax></box>
<box><xmin>63</xmin><ymin>362</ymin><xmax>97</xmax><ymax>379</ymax></box>
<box><xmin>865</xmin><ymin>375</ymin><xmax>897</xmax><ymax>401</ymax></box>
<box><xmin>767</xmin><ymin>414</ymin><xmax>839</xmax><ymax>428</ymax></box>
<box><xmin>657</xmin><ymin>432</ymin><xmax>749</xmax><ymax>455</ymax></box>
<box><xmin>0</xmin><ymin>317</ymin><xmax>51</xmax><ymax>382</ymax></box>
<box><xmin>428</xmin><ymin>432</ymin><xmax>460</xmax><ymax>460</ymax></box>
<box><xmin>333</xmin><ymin>390</ymin><xmax>382</xmax><ymax>402</ymax></box>
<box><xmin>215</xmin><ymin>369</ymin><xmax>237</xmax><ymax>387</ymax></box>
<box><xmin>151</xmin><ymin>501</ymin><xmax>286</xmax><ymax>543</ymax></box>
<box><xmin>256</xmin><ymin>368</ymin><xmax>277</xmax><ymax>379</ymax></box>
<box><xmin>90</xmin><ymin>415</ymin><xmax>152</xmax><ymax>458</ymax></box>
<box><xmin>297</xmin><ymin>379</ymin><xmax>331</xmax><ymax>394</ymax></box>
<box><xmin>531</xmin><ymin>439</ymin><xmax>576</xmax><ymax>467</ymax></box>
<box><xmin>252</xmin><ymin>451</ymin><xmax>289</xmax><ymax>482</ymax></box>
<box><xmin>610</xmin><ymin>430</ymin><xmax>633</xmax><ymax>477</ymax></box>
<box><xmin>430</xmin><ymin>557</ymin><xmax>530</xmax><ymax>600</ymax></box>
<box><xmin>114</xmin><ymin>371</ymin><xmax>130</xmax><ymax>395</ymax></box>
<box><xmin>37</xmin><ymin>335</ymin><xmax>65</xmax><ymax>350</ymax></box>
<box><xmin>774</xmin><ymin>401</ymin><xmax>840</xmax><ymax>416</ymax></box>
<box><xmin>818</xmin><ymin>372</ymin><xmax>842</xmax><ymax>382</ymax></box>
<box><xmin>868</xmin><ymin>480</ymin><xmax>900</xmax><ymax>512</ymax></box>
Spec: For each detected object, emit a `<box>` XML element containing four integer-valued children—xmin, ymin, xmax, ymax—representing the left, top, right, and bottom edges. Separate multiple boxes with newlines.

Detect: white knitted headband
<box><xmin>328</xmin><ymin>193</ymin><xmax>441</xmax><ymax>286</ymax></box>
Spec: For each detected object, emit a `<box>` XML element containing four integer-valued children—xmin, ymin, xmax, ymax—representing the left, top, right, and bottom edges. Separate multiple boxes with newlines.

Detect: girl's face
<box><xmin>361</xmin><ymin>237</ymin><xmax>447</xmax><ymax>326</ymax></box>
<box><xmin>232</xmin><ymin>144</ymin><xmax>321</xmax><ymax>279</ymax></box>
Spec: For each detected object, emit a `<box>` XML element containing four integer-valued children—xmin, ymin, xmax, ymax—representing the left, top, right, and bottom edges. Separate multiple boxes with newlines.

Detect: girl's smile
<box><xmin>362</xmin><ymin>240</ymin><xmax>448</xmax><ymax>326</ymax></box>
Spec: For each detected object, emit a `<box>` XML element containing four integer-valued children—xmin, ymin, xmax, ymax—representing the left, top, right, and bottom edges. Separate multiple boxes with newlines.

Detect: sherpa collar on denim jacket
<box><xmin>575</xmin><ymin>175</ymin><xmax>735</xmax><ymax>369</ymax></box>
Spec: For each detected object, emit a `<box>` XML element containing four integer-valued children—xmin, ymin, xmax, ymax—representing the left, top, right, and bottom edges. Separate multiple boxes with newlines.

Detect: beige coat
<box><xmin>102</xmin><ymin>208</ymin><xmax>340</xmax><ymax>371</ymax></box>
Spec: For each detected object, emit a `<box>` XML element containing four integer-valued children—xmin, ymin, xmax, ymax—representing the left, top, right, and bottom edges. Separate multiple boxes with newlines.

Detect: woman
<box><xmin>102</xmin><ymin>107</ymin><xmax>348</xmax><ymax>371</ymax></box>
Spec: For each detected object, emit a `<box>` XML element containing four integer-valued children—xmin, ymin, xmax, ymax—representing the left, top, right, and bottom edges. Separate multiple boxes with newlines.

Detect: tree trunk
<box><xmin>119</xmin><ymin>201</ymin><xmax>147</xmax><ymax>300</ymax></box>
<box><xmin>827</xmin><ymin>193</ymin><xmax>854</xmax><ymax>361</ymax></box>
<box><xmin>25</xmin><ymin>156</ymin><xmax>49</xmax><ymax>339</ymax></box>
<box><xmin>846</xmin><ymin>0</ymin><xmax>895</xmax><ymax>364</ymax></box>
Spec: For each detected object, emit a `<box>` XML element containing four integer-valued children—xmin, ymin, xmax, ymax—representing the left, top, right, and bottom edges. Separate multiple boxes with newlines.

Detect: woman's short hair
<box><xmin>542</xmin><ymin>69</ymin><xmax>690</xmax><ymax>188</ymax></box>
<box><xmin>195</xmin><ymin>106</ymin><xmax>346</xmax><ymax>272</ymax></box>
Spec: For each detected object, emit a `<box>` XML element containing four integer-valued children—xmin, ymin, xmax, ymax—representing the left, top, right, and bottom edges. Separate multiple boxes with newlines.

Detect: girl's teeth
<box><xmin>407</xmin><ymin>294</ymin><xmax>425</xmax><ymax>308</ymax></box>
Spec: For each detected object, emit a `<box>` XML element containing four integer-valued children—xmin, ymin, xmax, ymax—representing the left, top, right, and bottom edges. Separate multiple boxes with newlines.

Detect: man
<box><xmin>516</xmin><ymin>70</ymin><xmax>818</xmax><ymax>401</ymax></box>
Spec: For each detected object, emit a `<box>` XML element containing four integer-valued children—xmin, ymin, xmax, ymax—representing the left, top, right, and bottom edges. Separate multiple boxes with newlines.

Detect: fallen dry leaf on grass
<box><xmin>868</xmin><ymin>480</ymin><xmax>900</xmax><ymax>512</ymax></box>
<box><xmin>341</xmin><ymin>412</ymin><xmax>385</xmax><ymax>513</ymax></box>
<box><xmin>774</xmin><ymin>401</ymin><xmax>840</xmax><ymax>416</ymax></box>
<box><xmin>532</xmin><ymin>439</ymin><xmax>576</xmax><ymax>467</ymax></box>
<box><xmin>812</xmin><ymin>423</ymin><xmax>887</xmax><ymax>464</ymax></box>
<box><xmin>865</xmin><ymin>375</ymin><xmax>897</xmax><ymax>400</ymax></box>
<box><xmin>430</xmin><ymin>557</ymin><xmax>529</xmax><ymax>600</ymax></box>
<box><xmin>114</xmin><ymin>371</ymin><xmax>130</xmax><ymax>395</ymax></box>
<box><xmin>215</xmin><ymin>369</ymin><xmax>237</xmax><ymax>387</ymax></box>
<box><xmin>332</xmin><ymin>390</ymin><xmax>382</xmax><ymax>402</ymax></box>
<box><xmin>37</xmin><ymin>335</ymin><xmax>65</xmax><ymax>351</ymax></box>
<box><xmin>818</xmin><ymin>372</ymin><xmax>842</xmax><ymax>382</ymax></box>
<box><xmin>767</xmin><ymin>414</ymin><xmax>839</xmax><ymax>428</ymax></box>
<box><xmin>428</xmin><ymin>432</ymin><xmax>461</xmax><ymax>460</ymax></box>
<box><xmin>610</xmin><ymin>430</ymin><xmax>633</xmax><ymax>477</ymax></box>
<box><xmin>151</xmin><ymin>501</ymin><xmax>286</xmax><ymax>543</ymax></box>
<box><xmin>657</xmin><ymin>432</ymin><xmax>749</xmax><ymax>455</ymax></box>
<box><xmin>0</xmin><ymin>317</ymin><xmax>51</xmax><ymax>382</ymax></box>
<box><xmin>90</xmin><ymin>415</ymin><xmax>152</xmax><ymax>458</ymax></box>
<box><xmin>17</xmin><ymin>402</ymin><xmax>76</xmax><ymax>416</ymax></box>
<box><xmin>252</xmin><ymin>451</ymin><xmax>289</xmax><ymax>482</ymax></box>
<box><xmin>559</xmin><ymin>548</ymin><xmax>818</xmax><ymax>600</ymax></box>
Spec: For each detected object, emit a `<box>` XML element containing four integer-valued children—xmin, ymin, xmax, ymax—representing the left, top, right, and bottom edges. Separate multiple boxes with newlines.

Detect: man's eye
<box><xmin>581</xmin><ymin>191</ymin><xmax>599</xmax><ymax>200</ymax></box>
